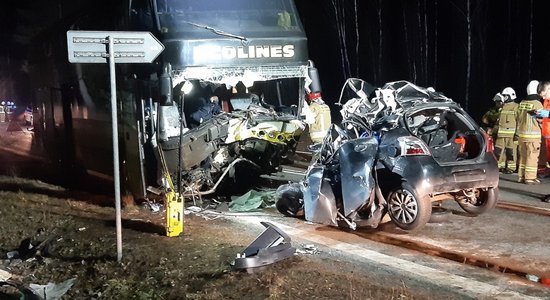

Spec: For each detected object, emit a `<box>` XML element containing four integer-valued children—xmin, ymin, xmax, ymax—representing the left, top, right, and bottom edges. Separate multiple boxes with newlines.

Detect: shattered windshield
<box><xmin>155</xmin><ymin>0</ymin><xmax>303</xmax><ymax>36</ymax></box>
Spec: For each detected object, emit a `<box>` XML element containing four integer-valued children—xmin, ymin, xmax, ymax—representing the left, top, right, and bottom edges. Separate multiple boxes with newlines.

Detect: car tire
<box><xmin>275</xmin><ymin>183</ymin><xmax>304</xmax><ymax>217</ymax></box>
<box><xmin>387</xmin><ymin>182</ymin><xmax>432</xmax><ymax>231</ymax></box>
<box><xmin>428</xmin><ymin>206</ymin><xmax>451</xmax><ymax>223</ymax></box>
<box><xmin>456</xmin><ymin>187</ymin><xmax>498</xmax><ymax>216</ymax></box>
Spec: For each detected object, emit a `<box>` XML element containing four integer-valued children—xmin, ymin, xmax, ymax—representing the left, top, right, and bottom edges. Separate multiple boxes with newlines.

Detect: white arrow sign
<box><xmin>66</xmin><ymin>31</ymin><xmax>165</xmax><ymax>262</ymax></box>
<box><xmin>67</xmin><ymin>30</ymin><xmax>164</xmax><ymax>63</ymax></box>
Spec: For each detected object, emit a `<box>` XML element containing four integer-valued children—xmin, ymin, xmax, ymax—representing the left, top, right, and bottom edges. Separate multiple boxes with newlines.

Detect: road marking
<box><xmin>232</xmin><ymin>216</ymin><xmax>543</xmax><ymax>300</ymax></box>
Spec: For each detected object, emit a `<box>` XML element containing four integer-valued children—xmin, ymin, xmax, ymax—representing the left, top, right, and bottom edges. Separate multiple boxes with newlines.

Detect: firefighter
<box><xmin>304</xmin><ymin>92</ymin><xmax>331</xmax><ymax>144</ymax></box>
<box><xmin>481</xmin><ymin>93</ymin><xmax>503</xmax><ymax>139</ymax></box>
<box><xmin>539</xmin><ymin>81</ymin><xmax>550</xmax><ymax>170</ymax></box>
<box><xmin>302</xmin><ymin>60</ymin><xmax>331</xmax><ymax>144</ymax></box>
<box><xmin>495</xmin><ymin>87</ymin><xmax>518</xmax><ymax>174</ymax></box>
<box><xmin>516</xmin><ymin>80</ymin><xmax>544</xmax><ymax>184</ymax></box>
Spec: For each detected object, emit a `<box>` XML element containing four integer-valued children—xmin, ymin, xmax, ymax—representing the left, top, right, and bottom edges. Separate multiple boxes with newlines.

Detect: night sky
<box><xmin>1</xmin><ymin>0</ymin><xmax>550</xmax><ymax>122</ymax></box>
<box><xmin>294</xmin><ymin>0</ymin><xmax>550</xmax><ymax>121</ymax></box>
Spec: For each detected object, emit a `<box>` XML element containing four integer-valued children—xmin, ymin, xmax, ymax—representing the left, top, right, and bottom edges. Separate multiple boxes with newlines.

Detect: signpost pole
<box><xmin>67</xmin><ymin>30</ymin><xmax>165</xmax><ymax>262</ymax></box>
<box><xmin>108</xmin><ymin>36</ymin><xmax>123</xmax><ymax>263</ymax></box>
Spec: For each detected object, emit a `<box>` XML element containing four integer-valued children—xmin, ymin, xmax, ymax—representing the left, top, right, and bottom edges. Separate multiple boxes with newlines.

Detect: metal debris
<box><xmin>233</xmin><ymin>222</ymin><xmax>295</xmax><ymax>273</ymax></box>
<box><xmin>296</xmin><ymin>244</ymin><xmax>320</xmax><ymax>255</ymax></box>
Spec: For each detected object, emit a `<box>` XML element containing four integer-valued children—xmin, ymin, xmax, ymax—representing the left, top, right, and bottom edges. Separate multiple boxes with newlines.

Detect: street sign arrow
<box><xmin>67</xmin><ymin>30</ymin><xmax>164</xmax><ymax>63</ymax></box>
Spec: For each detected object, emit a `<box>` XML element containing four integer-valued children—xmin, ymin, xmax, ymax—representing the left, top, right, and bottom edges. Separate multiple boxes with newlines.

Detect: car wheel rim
<box><xmin>389</xmin><ymin>189</ymin><xmax>418</xmax><ymax>224</ymax></box>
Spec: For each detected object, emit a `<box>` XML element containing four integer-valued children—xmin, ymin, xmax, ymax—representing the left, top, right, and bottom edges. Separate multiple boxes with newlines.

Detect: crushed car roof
<box><xmin>381</xmin><ymin>80</ymin><xmax>454</xmax><ymax>109</ymax></box>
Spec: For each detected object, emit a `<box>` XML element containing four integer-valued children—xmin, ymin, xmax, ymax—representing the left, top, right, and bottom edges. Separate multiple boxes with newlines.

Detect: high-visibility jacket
<box><xmin>497</xmin><ymin>102</ymin><xmax>518</xmax><ymax>138</ymax></box>
<box><xmin>309</xmin><ymin>100</ymin><xmax>332</xmax><ymax>143</ymax></box>
<box><xmin>516</xmin><ymin>97</ymin><xmax>543</xmax><ymax>141</ymax></box>
<box><xmin>542</xmin><ymin>98</ymin><xmax>550</xmax><ymax>139</ymax></box>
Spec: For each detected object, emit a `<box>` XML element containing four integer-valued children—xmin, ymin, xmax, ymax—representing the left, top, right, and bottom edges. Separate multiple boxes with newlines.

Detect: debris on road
<box><xmin>29</xmin><ymin>278</ymin><xmax>76</xmax><ymax>300</ymax></box>
<box><xmin>296</xmin><ymin>244</ymin><xmax>320</xmax><ymax>255</ymax></box>
<box><xmin>143</xmin><ymin>201</ymin><xmax>162</xmax><ymax>213</ymax></box>
<box><xmin>233</xmin><ymin>222</ymin><xmax>295</xmax><ymax>273</ymax></box>
<box><xmin>229</xmin><ymin>190</ymin><xmax>276</xmax><ymax>212</ymax></box>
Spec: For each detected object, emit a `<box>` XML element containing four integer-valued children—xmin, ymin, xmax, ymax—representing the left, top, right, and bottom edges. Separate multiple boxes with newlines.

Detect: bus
<box><xmin>29</xmin><ymin>0</ymin><xmax>317</xmax><ymax>200</ymax></box>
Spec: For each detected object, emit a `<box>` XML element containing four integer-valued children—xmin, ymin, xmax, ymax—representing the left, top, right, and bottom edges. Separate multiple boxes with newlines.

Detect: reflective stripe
<box><xmin>517</xmin><ymin>133</ymin><xmax>541</xmax><ymax>139</ymax></box>
<box><xmin>498</xmin><ymin>129</ymin><xmax>515</xmax><ymax>135</ymax></box>
<box><xmin>519</xmin><ymin>103</ymin><xmax>535</xmax><ymax>110</ymax></box>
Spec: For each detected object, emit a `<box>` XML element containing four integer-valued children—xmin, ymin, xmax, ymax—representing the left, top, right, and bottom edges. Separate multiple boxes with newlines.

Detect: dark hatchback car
<box><xmin>277</xmin><ymin>79</ymin><xmax>499</xmax><ymax>231</ymax></box>
<box><xmin>343</xmin><ymin>79</ymin><xmax>499</xmax><ymax>228</ymax></box>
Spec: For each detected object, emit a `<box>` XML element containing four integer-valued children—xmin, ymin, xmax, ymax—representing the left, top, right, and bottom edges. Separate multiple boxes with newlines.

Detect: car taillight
<box><xmin>397</xmin><ymin>136</ymin><xmax>431</xmax><ymax>156</ymax></box>
<box><xmin>483</xmin><ymin>132</ymin><xmax>494</xmax><ymax>153</ymax></box>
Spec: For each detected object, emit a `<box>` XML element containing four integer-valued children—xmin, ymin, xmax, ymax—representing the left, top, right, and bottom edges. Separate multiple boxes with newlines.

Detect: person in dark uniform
<box><xmin>229</xmin><ymin>81</ymin><xmax>259</xmax><ymax>111</ymax></box>
<box><xmin>190</xmin><ymin>95</ymin><xmax>222</xmax><ymax>128</ymax></box>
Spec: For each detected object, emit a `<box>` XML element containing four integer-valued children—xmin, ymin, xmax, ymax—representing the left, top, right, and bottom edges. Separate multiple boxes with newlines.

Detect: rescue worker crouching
<box><xmin>515</xmin><ymin>80</ymin><xmax>543</xmax><ymax>184</ymax></box>
<box><xmin>495</xmin><ymin>87</ymin><xmax>518</xmax><ymax>174</ymax></box>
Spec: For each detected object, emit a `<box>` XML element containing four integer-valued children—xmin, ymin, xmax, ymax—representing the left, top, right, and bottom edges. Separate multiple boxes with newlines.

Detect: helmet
<box><xmin>501</xmin><ymin>87</ymin><xmax>516</xmax><ymax>101</ymax></box>
<box><xmin>527</xmin><ymin>80</ymin><xmax>539</xmax><ymax>95</ymax></box>
<box><xmin>492</xmin><ymin>93</ymin><xmax>504</xmax><ymax>103</ymax></box>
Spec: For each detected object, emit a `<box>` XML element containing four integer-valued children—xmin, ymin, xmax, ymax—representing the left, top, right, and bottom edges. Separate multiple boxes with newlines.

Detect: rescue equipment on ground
<box><xmin>157</xmin><ymin>145</ymin><xmax>184</xmax><ymax>237</ymax></box>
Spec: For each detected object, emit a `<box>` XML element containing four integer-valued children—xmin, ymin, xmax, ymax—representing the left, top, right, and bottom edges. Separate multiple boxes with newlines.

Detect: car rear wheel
<box><xmin>387</xmin><ymin>183</ymin><xmax>432</xmax><ymax>231</ymax></box>
<box><xmin>456</xmin><ymin>187</ymin><xmax>498</xmax><ymax>215</ymax></box>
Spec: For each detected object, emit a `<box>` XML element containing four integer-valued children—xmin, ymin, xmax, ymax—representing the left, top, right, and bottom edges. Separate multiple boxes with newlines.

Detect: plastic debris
<box><xmin>296</xmin><ymin>244</ymin><xmax>319</xmax><ymax>255</ymax></box>
<box><xmin>229</xmin><ymin>190</ymin><xmax>276</xmax><ymax>212</ymax></box>
<box><xmin>143</xmin><ymin>201</ymin><xmax>162</xmax><ymax>213</ymax></box>
<box><xmin>29</xmin><ymin>278</ymin><xmax>77</xmax><ymax>300</ymax></box>
<box><xmin>526</xmin><ymin>274</ymin><xmax>539</xmax><ymax>282</ymax></box>
<box><xmin>184</xmin><ymin>206</ymin><xmax>203</xmax><ymax>215</ymax></box>
<box><xmin>0</xmin><ymin>269</ymin><xmax>13</xmax><ymax>281</ymax></box>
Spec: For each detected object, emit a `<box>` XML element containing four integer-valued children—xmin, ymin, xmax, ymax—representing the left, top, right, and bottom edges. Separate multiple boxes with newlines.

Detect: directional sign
<box><xmin>67</xmin><ymin>30</ymin><xmax>164</xmax><ymax>63</ymax></box>
<box><xmin>66</xmin><ymin>31</ymin><xmax>165</xmax><ymax>262</ymax></box>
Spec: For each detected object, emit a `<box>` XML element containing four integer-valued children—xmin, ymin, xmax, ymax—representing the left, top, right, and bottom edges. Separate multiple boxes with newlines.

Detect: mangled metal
<box><xmin>232</xmin><ymin>222</ymin><xmax>295</xmax><ymax>272</ymax></box>
<box><xmin>277</xmin><ymin>78</ymin><xmax>499</xmax><ymax>232</ymax></box>
<box><xmin>157</xmin><ymin>103</ymin><xmax>305</xmax><ymax>196</ymax></box>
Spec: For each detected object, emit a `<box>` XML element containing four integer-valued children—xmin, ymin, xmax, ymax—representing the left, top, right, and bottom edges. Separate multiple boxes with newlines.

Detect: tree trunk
<box><xmin>378</xmin><ymin>0</ymin><xmax>383</xmax><ymax>82</ymax></box>
<box><xmin>465</xmin><ymin>0</ymin><xmax>471</xmax><ymax>111</ymax></box>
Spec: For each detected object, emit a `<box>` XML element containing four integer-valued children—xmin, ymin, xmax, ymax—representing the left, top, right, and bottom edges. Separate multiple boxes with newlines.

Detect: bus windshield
<box><xmin>155</xmin><ymin>0</ymin><xmax>303</xmax><ymax>36</ymax></box>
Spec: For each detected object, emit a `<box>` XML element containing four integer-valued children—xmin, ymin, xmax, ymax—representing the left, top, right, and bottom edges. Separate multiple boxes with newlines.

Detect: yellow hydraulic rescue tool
<box><xmin>157</xmin><ymin>146</ymin><xmax>184</xmax><ymax>237</ymax></box>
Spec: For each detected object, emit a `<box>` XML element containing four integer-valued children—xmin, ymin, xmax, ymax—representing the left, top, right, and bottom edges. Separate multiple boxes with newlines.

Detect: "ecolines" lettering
<box><xmin>193</xmin><ymin>45</ymin><xmax>295</xmax><ymax>61</ymax></box>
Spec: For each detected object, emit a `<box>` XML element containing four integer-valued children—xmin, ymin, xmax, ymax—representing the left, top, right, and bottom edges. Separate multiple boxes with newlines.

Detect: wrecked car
<box><xmin>276</xmin><ymin>79</ymin><xmax>499</xmax><ymax>231</ymax></box>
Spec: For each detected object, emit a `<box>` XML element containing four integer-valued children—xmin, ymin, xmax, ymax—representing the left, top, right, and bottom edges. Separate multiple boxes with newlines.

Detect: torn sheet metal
<box><xmin>303</xmin><ymin>166</ymin><xmax>338</xmax><ymax>226</ymax></box>
<box><xmin>338</xmin><ymin>138</ymin><xmax>378</xmax><ymax>216</ymax></box>
<box><xmin>233</xmin><ymin>222</ymin><xmax>295</xmax><ymax>272</ymax></box>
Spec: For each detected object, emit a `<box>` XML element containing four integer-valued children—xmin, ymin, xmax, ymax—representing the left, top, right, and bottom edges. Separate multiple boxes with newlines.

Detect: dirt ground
<box><xmin>0</xmin><ymin>172</ymin><xmax>471</xmax><ymax>300</ymax></box>
<box><xmin>0</xmin><ymin>124</ymin><xmax>471</xmax><ymax>299</ymax></box>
